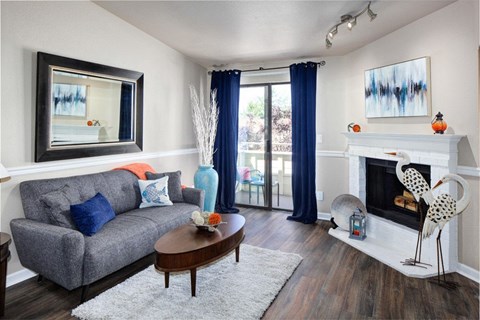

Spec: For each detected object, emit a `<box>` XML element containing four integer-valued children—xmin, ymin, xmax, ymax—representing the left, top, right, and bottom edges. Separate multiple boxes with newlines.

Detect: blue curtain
<box><xmin>119</xmin><ymin>82</ymin><xmax>133</xmax><ymax>141</ymax></box>
<box><xmin>211</xmin><ymin>70</ymin><xmax>241</xmax><ymax>213</ymax></box>
<box><xmin>287</xmin><ymin>62</ymin><xmax>318</xmax><ymax>224</ymax></box>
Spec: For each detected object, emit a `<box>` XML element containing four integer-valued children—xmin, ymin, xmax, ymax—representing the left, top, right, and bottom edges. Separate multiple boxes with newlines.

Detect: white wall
<box><xmin>321</xmin><ymin>0</ymin><xmax>479</xmax><ymax>270</ymax></box>
<box><xmin>1</xmin><ymin>1</ymin><xmax>206</xmax><ymax>275</ymax></box>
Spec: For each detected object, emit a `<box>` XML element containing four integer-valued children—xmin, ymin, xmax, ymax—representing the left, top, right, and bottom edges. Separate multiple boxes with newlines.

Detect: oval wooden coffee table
<box><xmin>154</xmin><ymin>213</ymin><xmax>245</xmax><ymax>296</ymax></box>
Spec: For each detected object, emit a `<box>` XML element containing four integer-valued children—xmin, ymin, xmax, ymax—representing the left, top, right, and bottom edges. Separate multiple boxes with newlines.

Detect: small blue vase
<box><xmin>194</xmin><ymin>165</ymin><xmax>218</xmax><ymax>212</ymax></box>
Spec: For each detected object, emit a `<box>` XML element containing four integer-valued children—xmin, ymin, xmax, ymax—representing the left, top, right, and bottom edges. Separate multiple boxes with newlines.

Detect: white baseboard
<box><xmin>317</xmin><ymin>212</ymin><xmax>331</xmax><ymax>221</ymax></box>
<box><xmin>6</xmin><ymin>268</ymin><xmax>37</xmax><ymax>288</ymax></box>
<box><xmin>456</xmin><ymin>262</ymin><xmax>480</xmax><ymax>283</ymax></box>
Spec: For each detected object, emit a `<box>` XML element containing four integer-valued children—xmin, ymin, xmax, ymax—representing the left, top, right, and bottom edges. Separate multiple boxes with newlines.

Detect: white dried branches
<box><xmin>189</xmin><ymin>85</ymin><xmax>219</xmax><ymax>165</ymax></box>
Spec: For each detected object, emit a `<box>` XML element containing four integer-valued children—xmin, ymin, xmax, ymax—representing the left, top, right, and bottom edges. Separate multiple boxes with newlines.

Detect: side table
<box><xmin>0</xmin><ymin>233</ymin><xmax>11</xmax><ymax>317</ymax></box>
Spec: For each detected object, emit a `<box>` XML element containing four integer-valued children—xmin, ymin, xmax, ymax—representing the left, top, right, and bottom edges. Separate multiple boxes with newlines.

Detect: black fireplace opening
<box><xmin>365</xmin><ymin>158</ymin><xmax>431</xmax><ymax>230</ymax></box>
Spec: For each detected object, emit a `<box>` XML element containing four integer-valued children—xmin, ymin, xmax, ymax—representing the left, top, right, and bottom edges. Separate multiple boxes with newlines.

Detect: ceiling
<box><xmin>94</xmin><ymin>1</ymin><xmax>455</xmax><ymax>69</ymax></box>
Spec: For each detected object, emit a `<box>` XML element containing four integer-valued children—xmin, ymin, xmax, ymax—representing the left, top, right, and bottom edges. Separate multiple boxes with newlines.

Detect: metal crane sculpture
<box><xmin>387</xmin><ymin>151</ymin><xmax>434</xmax><ymax>267</ymax></box>
<box><xmin>423</xmin><ymin>173</ymin><xmax>471</xmax><ymax>289</ymax></box>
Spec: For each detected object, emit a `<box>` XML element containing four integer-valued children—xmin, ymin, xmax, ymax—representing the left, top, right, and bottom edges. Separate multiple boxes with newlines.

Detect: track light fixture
<box><xmin>325</xmin><ymin>1</ymin><xmax>377</xmax><ymax>48</ymax></box>
<box><xmin>328</xmin><ymin>27</ymin><xmax>338</xmax><ymax>39</ymax></box>
<box><xmin>347</xmin><ymin>18</ymin><xmax>356</xmax><ymax>30</ymax></box>
<box><xmin>367</xmin><ymin>5</ymin><xmax>377</xmax><ymax>21</ymax></box>
<box><xmin>326</xmin><ymin>38</ymin><xmax>332</xmax><ymax>48</ymax></box>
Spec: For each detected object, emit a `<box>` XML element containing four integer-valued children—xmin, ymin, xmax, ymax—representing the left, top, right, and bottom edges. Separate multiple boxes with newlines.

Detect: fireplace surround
<box><xmin>329</xmin><ymin>132</ymin><xmax>464</xmax><ymax>278</ymax></box>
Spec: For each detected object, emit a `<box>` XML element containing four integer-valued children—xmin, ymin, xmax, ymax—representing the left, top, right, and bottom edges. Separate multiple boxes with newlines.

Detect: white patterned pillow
<box><xmin>138</xmin><ymin>176</ymin><xmax>173</xmax><ymax>208</ymax></box>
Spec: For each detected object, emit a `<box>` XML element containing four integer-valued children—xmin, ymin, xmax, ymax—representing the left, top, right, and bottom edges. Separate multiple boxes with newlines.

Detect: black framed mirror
<box><xmin>35</xmin><ymin>52</ymin><xmax>144</xmax><ymax>162</ymax></box>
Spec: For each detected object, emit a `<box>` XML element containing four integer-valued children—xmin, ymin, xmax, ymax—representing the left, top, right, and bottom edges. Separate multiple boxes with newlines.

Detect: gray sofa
<box><xmin>10</xmin><ymin>170</ymin><xmax>204</xmax><ymax>300</ymax></box>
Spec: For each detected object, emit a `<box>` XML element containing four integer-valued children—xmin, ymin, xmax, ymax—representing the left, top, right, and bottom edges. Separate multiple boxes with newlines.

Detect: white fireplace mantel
<box><xmin>329</xmin><ymin>132</ymin><xmax>465</xmax><ymax>278</ymax></box>
<box><xmin>343</xmin><ymin>132</ymin><xmax>464</xmax><ymax>158</ymax></box>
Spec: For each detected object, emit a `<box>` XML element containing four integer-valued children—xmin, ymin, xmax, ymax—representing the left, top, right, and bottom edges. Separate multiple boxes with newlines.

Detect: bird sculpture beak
<box><xmin>432</xmin><ymin>180</ymin><xmax>444</xmax><ymax>190</ymax></box>
<box><xmin>385</xmin><ymin>152</ymin><xmax>397</xmax><ymax>156</ymax></box>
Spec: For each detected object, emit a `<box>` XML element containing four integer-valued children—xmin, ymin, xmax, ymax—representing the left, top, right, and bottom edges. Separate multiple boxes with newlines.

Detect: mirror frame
<box><xmin>35</xmin><ymin>52</ymin><xmax>144</xmax><ymax>162</ymax></box>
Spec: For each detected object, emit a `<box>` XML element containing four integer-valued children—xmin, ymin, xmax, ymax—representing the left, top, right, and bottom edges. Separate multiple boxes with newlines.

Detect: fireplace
<box><xmin>328</xmin><ymin>132</ymin><xmax>464</xmax><ymax>278</ymax></box>
<box><xmin>365</xmin><ymin>158</ymin><xmax>430</xmax><ymax>230</ymax></box>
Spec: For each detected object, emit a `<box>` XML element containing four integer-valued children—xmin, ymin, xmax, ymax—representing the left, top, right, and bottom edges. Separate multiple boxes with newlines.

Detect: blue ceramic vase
<box><xmin>194</xmin><ymin>165</ymin><xmax>218</xmax><ymax>212</ymax></box>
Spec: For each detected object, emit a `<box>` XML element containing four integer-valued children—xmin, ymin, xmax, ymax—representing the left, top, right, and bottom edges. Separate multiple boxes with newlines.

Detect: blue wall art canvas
<box><xmin>364</xmin><ymin>57</ymin><xmax>431</xmax><ymax>118</ymax></box>
<box><xmin>52</xmin><ymin>83</ymin><xmax>87</xmax><ymax>117</ymax></box>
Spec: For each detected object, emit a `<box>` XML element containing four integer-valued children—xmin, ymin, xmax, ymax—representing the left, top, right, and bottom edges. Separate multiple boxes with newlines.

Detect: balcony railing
<box><xmin>237</xmin><ymin>144</ymin><xmax>292</xmax><ymax>196</ymax></box>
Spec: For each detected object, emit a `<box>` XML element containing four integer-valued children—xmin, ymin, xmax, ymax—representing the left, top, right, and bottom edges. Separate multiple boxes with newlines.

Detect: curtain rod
<box><xmin>207</xmin><ymin>60</ymin><xmax>326</xmax><ymax>75</ymax></box>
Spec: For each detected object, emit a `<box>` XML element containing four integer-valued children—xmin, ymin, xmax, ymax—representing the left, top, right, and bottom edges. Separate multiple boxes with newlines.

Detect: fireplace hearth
<box><xmin>365</xmin><ymin>158</ymin><xmax>430</xmax><ymax>230</ymax></box>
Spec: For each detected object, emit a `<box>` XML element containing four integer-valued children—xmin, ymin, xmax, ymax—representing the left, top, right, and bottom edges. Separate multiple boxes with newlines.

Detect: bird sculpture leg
<box><xmin>401</xmin><ymin>199</ymin><xmax>431</xmax><ymax>268</ymax></box>
<box><xmin>431</xmin><ymin>229</ymin><xmax>459</xmax><ymax>290</ymax></box>
<box><xmin>436</xmin><ymin>231</ymin><xmax>441</xmax><ymax>283</ymax></box>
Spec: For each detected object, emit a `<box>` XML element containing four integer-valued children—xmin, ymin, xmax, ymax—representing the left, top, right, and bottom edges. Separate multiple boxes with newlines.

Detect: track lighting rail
<box><xmin>325</xmin><ymin>1</ymin><xmax>377</xmax><ymax>48</ymax></box>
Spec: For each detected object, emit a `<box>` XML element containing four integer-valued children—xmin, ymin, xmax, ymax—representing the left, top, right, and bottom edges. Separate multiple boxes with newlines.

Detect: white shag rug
<box><xmin>72</xmin><ymin>244</ymin><xmax>302</xmax><ymax>320</ymax></box>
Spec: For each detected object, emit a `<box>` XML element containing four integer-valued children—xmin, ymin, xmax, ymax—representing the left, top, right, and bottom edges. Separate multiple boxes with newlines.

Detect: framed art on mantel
<box><xmin>364</xmin><ymin>57</ymin><xmax>431</xmax><ymax>118</ymax></box>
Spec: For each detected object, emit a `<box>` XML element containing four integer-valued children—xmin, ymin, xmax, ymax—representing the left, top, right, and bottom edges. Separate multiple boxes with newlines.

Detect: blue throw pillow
<box><xmin>70</xmin><ymin>193</ymin><xmax>116</xmax><ymax>236</ymax></box>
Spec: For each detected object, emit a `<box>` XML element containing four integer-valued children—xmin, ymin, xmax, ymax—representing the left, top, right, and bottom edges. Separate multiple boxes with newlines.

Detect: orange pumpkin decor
<box><xmin>208</xmin><ymin>213</ymin><xmax>222</xmax><ymax>225</ymax></box>
<box><xmin>347</xmin><ymin>122</ymin><xmax>361</xmax><ymax>133</ymax></box>
<box><xmin>431</xmin><ymin>112</ymin><xmax>447</xmax><ymax>134</ymax></box>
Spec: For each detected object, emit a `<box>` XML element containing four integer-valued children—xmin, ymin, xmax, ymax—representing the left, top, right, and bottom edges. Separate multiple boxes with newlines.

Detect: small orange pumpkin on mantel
<box><xmin>347</xmin><ymin>122</ymin><xmax>361</xmax><ymax>133</ymax></box>
<box><xmin>431</xmin><ymin>112</ymin><xmax>447</xmax><ymax>134</ymax></box>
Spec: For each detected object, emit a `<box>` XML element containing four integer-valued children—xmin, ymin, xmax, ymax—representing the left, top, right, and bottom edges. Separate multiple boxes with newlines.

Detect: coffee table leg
<box><xmin>190</xmin><ymin>268</ymin><xmax>197</xmax><ymax>296</ymax></box>
<box><xmin>164</xmin><ymin>272</ymin><xmax>169</xmax><ymax>288</ymax></box>
<box><xmin>235</xmin><ymin>245</ymin><xmax>240</xmax><ymax>262</ymax></box>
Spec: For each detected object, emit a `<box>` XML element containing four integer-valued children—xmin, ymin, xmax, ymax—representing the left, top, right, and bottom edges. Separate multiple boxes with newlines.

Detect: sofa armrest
<box><xmin>182</xmin><ymin>187</ymin><xmax>205</xmax><ymax>210</ymax></box>
<box><xmin>10</xmin><ymin>218</ymin><xmax>85</xmax><ymax>290</ymax></box>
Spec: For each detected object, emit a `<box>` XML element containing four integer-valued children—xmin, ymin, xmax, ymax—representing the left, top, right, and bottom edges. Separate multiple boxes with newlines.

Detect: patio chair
<box><xmin>236</xmin><ymin>167</ymin><xmax>280</xmax><ymax>206</ymax></box>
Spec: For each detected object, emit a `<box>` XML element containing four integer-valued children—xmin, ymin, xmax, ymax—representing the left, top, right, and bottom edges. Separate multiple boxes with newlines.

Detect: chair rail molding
<box><xmin>457</xmin><ymin>165</ymin><xmax>480</xmax><ymax>177</ymax></box>
<box><xmin>7</xmin><ymin>148</ymin><xmax>198</xmax><ymax>176</ymax></box>
<box><xmin>316</xmin><ymin>150</ymin><xmax>346</xmax><ymax>158</ymax></box>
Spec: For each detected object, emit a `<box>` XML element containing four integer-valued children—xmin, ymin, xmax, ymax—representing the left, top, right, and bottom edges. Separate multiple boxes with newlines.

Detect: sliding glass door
<box><xmin>236</xmin><ymin>83</ymin><xmax>292</xmax><ymax>210</ymax></box>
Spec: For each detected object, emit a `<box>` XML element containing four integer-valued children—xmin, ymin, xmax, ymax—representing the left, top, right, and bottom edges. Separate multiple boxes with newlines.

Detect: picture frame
<box><xmin>52</xmin><ymin>83</ymin><xmax>87</xmax><ymax>118</ymax></box>
<box><xmin>364</xmin><ymin>57</ymin><xmax>431</xmax><ymax>118</ymax></box>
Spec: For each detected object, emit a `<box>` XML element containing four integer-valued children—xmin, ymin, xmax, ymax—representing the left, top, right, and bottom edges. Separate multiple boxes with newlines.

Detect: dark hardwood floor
<box><xmin>4</xmin><ymin>208</ymin><xmax>479</xmax><ymax>319</ymax></box>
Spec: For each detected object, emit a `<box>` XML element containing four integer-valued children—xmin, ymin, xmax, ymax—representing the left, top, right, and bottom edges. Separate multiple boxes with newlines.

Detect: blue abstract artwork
<box><xmin>52</xmin><ymin>83</ymin><xmax>87</xmax><ymax>117</ymax></box>
<box><xmin>365</xmin><ymin>57</ymin><xmax>430</xmax><ymax>118</ymax></box>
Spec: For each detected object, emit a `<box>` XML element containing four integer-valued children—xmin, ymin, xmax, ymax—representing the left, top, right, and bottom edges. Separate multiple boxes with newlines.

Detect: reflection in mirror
<box><xmin>51</xmin><ymin>70</ymin><xmax>135</xmax><ymax>146</ymax></box>
<box><xmin>35</xmin><ymin>52</ymin><xmax>144</xmax><ymax>162</ymax></box>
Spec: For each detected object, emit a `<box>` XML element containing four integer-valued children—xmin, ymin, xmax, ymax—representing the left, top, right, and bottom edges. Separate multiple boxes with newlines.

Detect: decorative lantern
<box><xmin>431</xmin><ymin>112</ymin><xmax>447</xmax><ymax>134</ymax></box>
<box><xmin>349</xmin><ymin>207</ymin><xmax>367</xmax><ymax>240</ymax></box>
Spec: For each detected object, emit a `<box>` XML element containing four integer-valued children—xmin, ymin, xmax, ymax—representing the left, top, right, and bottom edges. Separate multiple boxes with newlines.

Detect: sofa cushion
<box><xmin>100</xmin><ymin>170</ymin><xmax>141</xmax><ymax>214</ymax></box>
<box><xmin>138</xmin><ymin>177</ymin><xmax>173</xmax><ymax>208</ymax></box>
<box><xmin>39</xmin><ymin>185</ymin><xmax>81</xmax><ymax>229</ymax></box>
<box><xmin>82</xmin><ymin>214</ymin><xmax>160</xmax><ymax>285</ymax></box>
<box><xmin>125</xmin><ymin>202</ymin><xmax>197</xmax><ymax>233</ymax></box>
<box><xmin>70</xmin><ymin>193</ymin><xmax>116</xmax><ymax>236</ymax></box>
<box><xmin>146</xmin><ymin>171</ymin><xmax>184</xmax><ymax>203</ymax></box>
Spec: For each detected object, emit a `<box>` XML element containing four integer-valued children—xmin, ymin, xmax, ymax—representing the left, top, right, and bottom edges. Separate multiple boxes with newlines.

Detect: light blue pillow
<box><xmin>138</xmin><ymin>176</ymin><xmax>173</xmax><ymax>208</ymax></box>
<box><xmin>70</xmin><ymin>193</ymin><xmax>116</xmax><ymax>236</ymax></box>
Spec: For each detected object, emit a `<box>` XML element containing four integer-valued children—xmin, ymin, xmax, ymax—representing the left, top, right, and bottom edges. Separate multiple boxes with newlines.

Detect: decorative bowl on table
<box><xmin>191</xmin><ymin>211</ymin><xmax>226</xmax><ymax>232</ymax></box>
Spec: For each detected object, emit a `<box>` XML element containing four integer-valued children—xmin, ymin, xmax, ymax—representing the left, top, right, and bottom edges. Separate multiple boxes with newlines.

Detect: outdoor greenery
<box><xmin>238</xmin><ymin>88</ymin><xmax>292</xmax><ymax>152</ymax></box>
